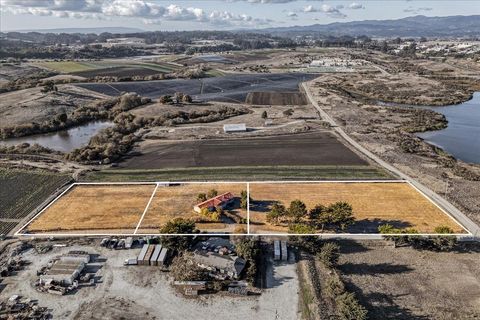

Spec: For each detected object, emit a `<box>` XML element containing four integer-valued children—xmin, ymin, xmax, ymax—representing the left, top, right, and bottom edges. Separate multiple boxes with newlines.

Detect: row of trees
<box><xmin>266</xmin><ymin>200</ymin><xmax>355</xmax><ymax>232</ymax></box>
<box><xmin>289</xmin><ymin>236</ymin><xmax>367</xmax><ymax>320</ymax></box>
<box><xmin>234</xmin><ymin>238</ymin><xmax>261</xmax><ymax>285</ymax></box>
<box><xmin>317</xmin><ymin>242</ymin><xmax>368</xmax><ymax>320</ymax></box>
<box><xmin>378</xmin><ymin>224</ymin><xmax>457</xmax><ymax>251</ymax></box>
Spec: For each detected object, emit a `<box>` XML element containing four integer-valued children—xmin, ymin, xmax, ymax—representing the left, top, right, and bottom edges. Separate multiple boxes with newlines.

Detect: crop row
<box><xmin>0</xmin><ymin>168</ymin><xmax>71</xmax><ymax>220</ymax></box>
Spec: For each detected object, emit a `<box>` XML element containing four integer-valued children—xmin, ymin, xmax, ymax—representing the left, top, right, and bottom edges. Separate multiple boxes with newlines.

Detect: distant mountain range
<box><xmin>259</xmin><ymin>15</ymin><xmax>480</xmax><ymax>38</ymax></box>
<box><xmin>10</xmin><ymin>27</ymin><xmax>145</xmax><ymax>34</ymax></box>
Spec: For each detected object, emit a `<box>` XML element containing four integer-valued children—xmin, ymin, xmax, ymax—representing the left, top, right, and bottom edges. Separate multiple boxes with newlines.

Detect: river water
<box><xmin>416</xmin><ymin>92</ymin><xmax>480</xmax><ymax>164</ymax></box>
<box><xmin>0</xmin><ymin>121</ymin><xmax>113</xmax><ymax>152</ymax></box>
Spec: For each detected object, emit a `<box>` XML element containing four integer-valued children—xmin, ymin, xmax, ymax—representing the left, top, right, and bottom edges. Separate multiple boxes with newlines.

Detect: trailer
<box><xmin>157</xmin><ymin>248</ymin><xmax>169</xmax><ymax>267</ymax></box>
<box><xmin>150</xmin><ymin>245</ymin><xmax>162</xmax><ymax>266</ymax></box>
<box><xmin>281</xmin><ymin>241</ymin><xmax>288</xmax><ymax>261</ymax></box>
<box><xmin>123</xmin><ymin>258</ymin><xmax>138</xmax><ymax>266</ymax></box>
<box><xmin>137</xmin><ymin>244</ymin><xmax>149</xmax><ymax>265</ymax></box>
<box><xmin>273</xmin><ymin>240</ymin><xmax>281</xmax><ymax>261</ymax></box>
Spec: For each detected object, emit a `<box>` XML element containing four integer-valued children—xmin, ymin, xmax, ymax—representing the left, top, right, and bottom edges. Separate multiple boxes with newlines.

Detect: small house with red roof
<box><xmin>193</xmin><ymin>192</ymin><xmax>235</xmax><ymax>213</ymax></box>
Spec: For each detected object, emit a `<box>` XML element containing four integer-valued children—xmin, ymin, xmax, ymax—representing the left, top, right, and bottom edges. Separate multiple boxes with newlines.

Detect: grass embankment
<box><xmin>0</xmin><ymin>168</ymin><xmax>71</xmax><ymax>234</ymax></box>
<box><xmin>81</xmin><ymin>165</ymin><xmax>393</xmax><ymax>182</ymax></box>
<box><xmin>33</xmin><ymin>61</ymin><xmax>98</xmax><ymax>73</ymax></box>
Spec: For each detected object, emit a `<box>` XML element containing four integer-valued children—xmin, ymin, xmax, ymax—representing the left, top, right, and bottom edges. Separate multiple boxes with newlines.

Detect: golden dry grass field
<box><xmin>137</xmin><ymin>183</ymin><xmax>248</xmax><ymax>234</ymax></box>
<box><xmin>249</xmin><ymin>182</ymin><xmax>465</xmax><ymax>234</ymax></box>
<box><xmin>26</xmin><ymin>184</ymin><xmax>156</xmax><ymax>233</ymax></box>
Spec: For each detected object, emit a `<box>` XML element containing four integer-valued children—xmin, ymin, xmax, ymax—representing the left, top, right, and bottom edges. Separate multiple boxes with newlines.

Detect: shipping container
<box><xmin>143</xmin><ymin>245</ymin><xmax>155</xmax><ymax>265</ymax></box>
<box><xmin>137</xmin><ymin>244</ymin><xmax>149</xmax><ymax>264</ymax></box>
<box><xmin>157</xmin><ymin>248</ymin><xmax>169</xmax><ymax>267</ymax></box>
<box><xmin>273</xmin><ymin>240</ymin><xmax>281</xmax><ymax>261</ymax></box>
<box><xmin>281</xmin><ymin>241</ymin><xmax>288</xmax><ymax>261</ymax></box>
<box><xmin>150</xmin><ymin>245</ymin><xmax>162</xmax><ymax>266</ymax></box>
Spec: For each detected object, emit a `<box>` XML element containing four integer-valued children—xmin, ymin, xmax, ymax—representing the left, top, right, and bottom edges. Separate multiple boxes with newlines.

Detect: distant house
<box><xmin>194</xmin><ymin>192</ymin><xmax>234</xmax><ymax>213</ymax></box>
<box><xmin>223</xmin><ymin>123</ymin><xmax>246</xmax><ymax>133</ymax></box>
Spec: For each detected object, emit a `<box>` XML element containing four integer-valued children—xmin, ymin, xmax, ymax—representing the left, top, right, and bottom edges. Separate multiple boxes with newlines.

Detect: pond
<box><xmin>380</xmin><ymin>92</ymin><xmax>480</xmax><ymax>164</ymax></box>
<box><xmin>417</xmin><ymin>92</ymin><xmax>480</xmax><ymax>164</ymax></box>
<box><xmin>0</xmin><ymin>121</ymin><xmax>113</xmax><ymax>152</ymax></box>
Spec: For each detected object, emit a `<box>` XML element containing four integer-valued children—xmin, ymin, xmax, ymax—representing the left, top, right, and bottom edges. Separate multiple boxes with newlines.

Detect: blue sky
<box><xmin>1</xmin><ymin>0</ymin><xmax>479</xmax><ymax>31</ymax></box>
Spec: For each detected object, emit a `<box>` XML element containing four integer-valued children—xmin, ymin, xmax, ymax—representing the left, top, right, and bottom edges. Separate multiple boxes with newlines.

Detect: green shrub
<box><xmin>335</xmin><ymin>292</ymin><xmax>368</xmax><ymax>320</ymax></box>
<box><xmin>288</xmin><ymin>223</ymin><xmax>316</xmax><ymax>234</ymax></box>
<box><xmin>317</xmin><ymin>242</ymin><xmax>340</xmax><ymax>268</ymax></box>
<box><xmin>325</xmin><ymin>275</ymin><xmax>345</xmax><ymax>298</ymax></box>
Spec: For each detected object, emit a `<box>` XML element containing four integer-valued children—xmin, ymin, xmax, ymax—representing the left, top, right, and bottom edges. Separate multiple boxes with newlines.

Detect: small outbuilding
<box><xmin>223</xmin><ymin>123</ymin><xmax>246</xmax><ymax>133</ymax></box>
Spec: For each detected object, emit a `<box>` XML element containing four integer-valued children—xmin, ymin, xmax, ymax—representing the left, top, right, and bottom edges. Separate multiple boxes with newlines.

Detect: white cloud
<box><xmin>348</xmin><ymin>2</ymin><xmax>364</xmax><ymax>10</ymax></box>
<box><xmin>303</xmin><ymin>5</ymin><xmax>316</xmax><ymax>13</ymax></box>
<box><xmin>0</xmin><ymin>0</ymin><xmax>272</xmax><ymax>27</ymax></box>
<box><xmin>302</xmin><ymin>4</ymin><xmax>347</xmax><ymax>18</ymax></box>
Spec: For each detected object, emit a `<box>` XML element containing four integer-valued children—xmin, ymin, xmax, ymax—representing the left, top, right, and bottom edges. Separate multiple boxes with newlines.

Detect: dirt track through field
<box><xmin>121</xmin><ymin>132</ymin><xmax>367</xmax><ymax>169</ymax></box>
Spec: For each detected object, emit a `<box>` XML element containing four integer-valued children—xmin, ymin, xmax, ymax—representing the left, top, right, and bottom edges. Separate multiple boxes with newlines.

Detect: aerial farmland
<box><xmin>24</xmin><ymin>184</ymin><xmax>157</xmax><ymax>234</ymax></box>
<box><xmin>249</xmin><ymin>181</ymin><xmax>466</xmax><ymax>234</ymax></box>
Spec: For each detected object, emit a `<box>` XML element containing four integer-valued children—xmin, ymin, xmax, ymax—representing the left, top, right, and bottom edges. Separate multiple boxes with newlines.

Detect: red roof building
<box><xmin>194</xmin><ymin>192</ymin><xmax>234</xmax><ymax>213</ymax></box>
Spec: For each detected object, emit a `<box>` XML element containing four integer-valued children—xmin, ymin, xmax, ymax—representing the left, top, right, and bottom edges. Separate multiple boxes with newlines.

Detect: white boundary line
<box><xmin>406</xmin><ymin>181</ymin><xmax>470</xmax><ymax>234</ymax></box>
<box><xmin>15</xmin><ymin>180</ymin><xmax>472</xmax><ymax>237</ymax></box>
<box><xmin>75</xmin><ymin>179</ymin><xmax>404</xmax><ymax>185</ymax></box>
<box><xmin>13</xmin><ymin>232</ymin><xmax>469</xmax><ymax>237</ymax></box>
<box><xmin>134</xmin><ymin>183</ymin><xmax>160</xmax><ymax>234</ymax></box>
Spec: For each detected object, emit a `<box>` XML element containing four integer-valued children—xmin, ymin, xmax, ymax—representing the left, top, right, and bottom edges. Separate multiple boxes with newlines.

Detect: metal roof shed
<box><xmin>223</xmin><ymin>123</ymin><xmax>246</xmax><ymax>133</ymax></box>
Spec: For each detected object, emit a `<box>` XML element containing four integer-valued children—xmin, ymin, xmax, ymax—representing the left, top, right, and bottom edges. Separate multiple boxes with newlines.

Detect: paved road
<box><xmin>302</xmin><ymin>82</ymin><xmax>480</xmax><ymax>240</ymax></box>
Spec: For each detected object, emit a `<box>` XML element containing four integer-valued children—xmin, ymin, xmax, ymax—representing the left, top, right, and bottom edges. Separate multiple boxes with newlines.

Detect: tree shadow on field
<box><xmin>249</xmin><ymin>200</ymin><xmax>278</xmax><ymax>213</ymax></box>
<box><xmin>349</xmin><ymin>219</ymin><xmax>413</xmax><ymax>233</ymax></box>
<box><xmin>339</xmin><ymin>262</ymin><xmax>414</xmax><ymax>277</ymax></box>
<box><xmin>343</xmin><ymin>280</ymin><xmax>429</xmax><ymax>320</ymax></box>
<box><xmin>336</xmin><ymin>239</ymin><xmax>371</xmax><ymax>254</ymax></box>
<box><xmin>455</xmin><ymin>242</ymin><xmax>480</xmax><ymax>253</ymax></box>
